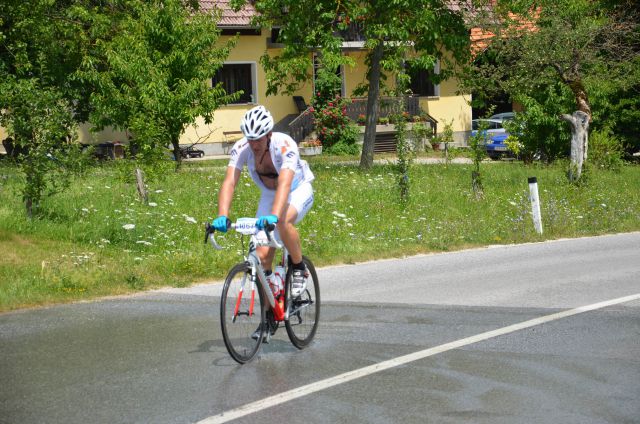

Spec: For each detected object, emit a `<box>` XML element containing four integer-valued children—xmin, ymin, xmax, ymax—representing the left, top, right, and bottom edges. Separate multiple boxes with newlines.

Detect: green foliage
<box><xmin>588</xmin><ymin>127</ymin><xmax>625</xmax><ymax>171</ymax></box>
<box><xmin>0</xmin><ymin>78</ymin><xmax>90</xmax><ymax>216</ymax></box>
<box><xmin>588</xmin><ymin>56</ymin><xmax>640</xmax><ymax>155</ymax></box>
<box><xmin>504</xmin><ymin>135</ymin><xmax>523</xmax><ymax>157</ymax></box>
<box><xmin>393</xmin><ymin>115</ymin><xmax>414</xmax><ymax>204</ymax></box>
<box><xmin>508</xmin><ymin>84</ymin><xmax>574</xmax><ymax>162</ymax></box>
<box><xmin>79</xmin><ymin>0</ymin><xmax>236</xmax><ymax>166</ymax></box>
<box><xmin>411</xmin><ymin>122</ymin><xmax>434</xmax><ymax>152</ymax></box>
<box><xmin>0</xmin><ymin>0</ymin><xmax>113</xmax><ymax>216</ymax></box>
<box><xmin>468</xmin><ymin>118</ymin><xmax>488</xmax><ymax>197</ymax></box>
<box><xmin>463</xmin><ymin>0</ymin><xmax>639</xmax><ymax>166</ymax></box>
<box><xmin>324</xmin><ymin>140</ymin><xmax>361</xmax><ymax>156</ymax></box>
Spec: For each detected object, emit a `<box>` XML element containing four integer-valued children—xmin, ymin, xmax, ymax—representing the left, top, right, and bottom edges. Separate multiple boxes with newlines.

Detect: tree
<box><xmin>232</xmin><ymin>0</ymin><xmax>470</xmax><ymax>168</ymax></box>
<box><xmin>463</xmin><ymin>0</ymin><xmax>640</xmax><ymax>180</ymax></box>
<box><xmin>0</xmin><ymin>0</ymin><xmax>108</xmax><ymax>216</ymax></box>
<box><xmin>80</xmin><ymin>0</ymin><xmax>237</xmax><ymax>170</ymax></box>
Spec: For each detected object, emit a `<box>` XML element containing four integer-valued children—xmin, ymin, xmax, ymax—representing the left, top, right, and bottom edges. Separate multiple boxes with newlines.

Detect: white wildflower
<box><xmin>81</xmin><ymin>208</ymin><xmax>89</xmax><ymax>213</ymax></box>
<box><xmin>155</xmin><ymin>189</ymin><xmax>163</xmax><ymax>193</ymax></box>
<box><xmin>183</xmin><ymin>215</ymin><xmax>197</xmax><ymax>224</ymax></box>
<box><xmin>148</xmin><ymin>202</ymin><xmax>158</xmax><ymax>207</ymax></box>
<box><xmin>136</xmin><ymin>240</ymin><xmax>152</xmax><ymax>246</ymax></box>
<box><xmin>123</xmin><ymin>224</ymin><xmax>136</xmax><ymax>230</ymax></box>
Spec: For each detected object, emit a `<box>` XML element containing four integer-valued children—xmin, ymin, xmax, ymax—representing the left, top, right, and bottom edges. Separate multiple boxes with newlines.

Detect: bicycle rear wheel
<box><xmin>285</xmin><ymin>256</ymin><xmax>320</xmax><ymax>349</ymax></box>
<box><xmin>220</xmin><ymin>262</ymin><xmax>265</xmax><ymax>364</ymax></box>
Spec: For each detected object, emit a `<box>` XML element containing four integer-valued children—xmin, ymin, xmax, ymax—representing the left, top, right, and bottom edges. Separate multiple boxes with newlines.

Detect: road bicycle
<box><xmin>204</xmin><ymin>218</ymin><xmax>320</xmax><ymax>364</ymax></box>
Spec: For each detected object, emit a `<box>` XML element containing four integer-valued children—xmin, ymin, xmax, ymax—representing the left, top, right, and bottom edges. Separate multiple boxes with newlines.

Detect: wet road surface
<box><xmin>1</xmin><ymin>233</ymin><xmax>639</xmax><ymax>423</ymax></box>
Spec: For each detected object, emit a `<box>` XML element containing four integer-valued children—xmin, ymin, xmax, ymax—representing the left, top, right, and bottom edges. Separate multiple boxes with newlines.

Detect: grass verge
<box><xmin>1</xmin><ymin>157</ymin><xmax>639</xmax><ymax>311</ymax></box>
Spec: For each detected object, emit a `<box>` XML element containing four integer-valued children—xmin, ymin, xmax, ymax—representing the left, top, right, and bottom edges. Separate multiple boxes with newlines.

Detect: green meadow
<box><xmin>1</xmin><ymin>156</ymin><xmax>639</xmax><ymax>311</ymax></box>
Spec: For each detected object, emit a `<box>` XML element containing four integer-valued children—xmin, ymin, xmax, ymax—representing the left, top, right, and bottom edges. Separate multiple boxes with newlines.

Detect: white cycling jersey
<box><xmin>228</xmin><ymin>132</ymin><xmax>315</xmax><ymax>192</ymax></box>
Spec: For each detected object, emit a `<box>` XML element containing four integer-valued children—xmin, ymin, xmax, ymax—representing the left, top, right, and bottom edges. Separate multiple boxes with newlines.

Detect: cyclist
<box><xmin>212</xmin><ymin>105</ymin><xmax>314</xmax><ymax>299</ymax></box>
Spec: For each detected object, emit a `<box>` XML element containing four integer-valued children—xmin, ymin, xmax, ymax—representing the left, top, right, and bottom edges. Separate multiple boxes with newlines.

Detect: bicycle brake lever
<box><xmin>204</xmin><ymin>223</ymin><xmax>224</xmax><ymax>250</ymax></box>
<box><xmin>204</xmin><ymin>223</ymin><xmax>212</xmax><ymax>244</ymax></box>
<box><xmin>264</xmin><ymin>227</ymin><xmax>282</xmax><ymax>249</ymax></box>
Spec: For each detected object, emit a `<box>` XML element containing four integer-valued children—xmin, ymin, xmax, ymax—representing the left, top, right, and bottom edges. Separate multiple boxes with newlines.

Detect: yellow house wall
<box><xmin>181</xmin><ymin>29</ymin><xmax>315</xmax><ymax>146</ymax></box>
<box><xmin>0</xmin><ymin>121</ymin><xmax>128</xmax><ymax>147</ymax></box>
<box><xmin>77</xmin><ymin>124</ymin><xmax>129</xmax><ymax>144</ymax></box>
<box><xmin>343</xmin><ymin>50</ymin><xmax>369</xmax><ymax>96</ymax></box>
<box><xmin>419</xmin><ymin>56</ymin><xmax>471</xmax><ymax>135</ymax></box>
<box><xmin>342</xmin><ymin>50</ymin><xmax>470</xmax><ymax>135</ymax></box>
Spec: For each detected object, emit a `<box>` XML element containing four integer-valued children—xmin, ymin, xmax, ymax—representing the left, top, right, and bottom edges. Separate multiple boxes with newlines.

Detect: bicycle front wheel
<box><xmin>220</xmin><ymin>262</ymin><xmax>265</xmax><ymax>364</ymax></box>
<box><xmin>285</xmin><ymin>256</ymin><xmax>320</xmax><ymax>349</ymax></box>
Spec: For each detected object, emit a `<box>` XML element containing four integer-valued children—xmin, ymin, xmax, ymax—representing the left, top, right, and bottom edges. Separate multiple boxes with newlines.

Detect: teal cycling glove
<box><xmin>256</xmin><ymin>214</ymin><xmax>278</xmax><ymax>230</ymax></box>
<box><xmin>213</xmin><ymin>216</ymin><xmax>229</xmax><ymax>232</ymax></box>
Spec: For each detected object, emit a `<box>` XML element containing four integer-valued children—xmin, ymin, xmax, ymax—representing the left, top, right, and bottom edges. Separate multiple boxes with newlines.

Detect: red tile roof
<box><xmin>199</xmin><ymin>0</ymin><xmax>258</xmax><ymax>27</ymax></box>
<box><xmin>471</xmin><ymin>11</ymin><xmax>538</xmax><ymax>55</ymax></box>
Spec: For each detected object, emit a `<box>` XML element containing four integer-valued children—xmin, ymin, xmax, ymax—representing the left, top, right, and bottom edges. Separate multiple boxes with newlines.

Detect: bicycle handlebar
<box><xmin>204</xmin><ymin>218</ymin><xmax>280</xmax><ymax>250</ymax></box>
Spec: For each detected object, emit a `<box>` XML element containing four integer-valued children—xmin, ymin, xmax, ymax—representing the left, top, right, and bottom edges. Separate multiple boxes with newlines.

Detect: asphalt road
<box><xmin>1</xmin><ymin>233</ymin><xmax>639</xmax><ymax>424</ymax></box>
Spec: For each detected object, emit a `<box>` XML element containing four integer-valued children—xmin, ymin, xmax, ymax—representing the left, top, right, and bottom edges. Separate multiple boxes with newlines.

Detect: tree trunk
<box><xmin>560</xmin><ymin>110</ymin><xmax>590</xmax><ymax>182</ymax></box>
<box><xmin>171</xmin><ymin>136</ymin><xmax>182</xmax><ymax>171</ymax></box>
<box><xmin>359</xmin><ymin>42</ymin><xmax>384</xmax><ymax>169</ymax></box>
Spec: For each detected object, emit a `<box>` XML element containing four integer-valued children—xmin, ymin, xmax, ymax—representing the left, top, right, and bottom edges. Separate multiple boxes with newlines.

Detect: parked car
<box><xmin>471</xmin><ymin>119</ymin><xmax>510</xmax><ymax>160</ymax></box>
<box><xmin>489</xmin><ymin>111</ymin><xmax>516</xmax><ymax>122</ymax></box>
<box><xmin>179</xmin><ymin>145</ymin><xmax>205</xmax><ymax>159</ymax></box>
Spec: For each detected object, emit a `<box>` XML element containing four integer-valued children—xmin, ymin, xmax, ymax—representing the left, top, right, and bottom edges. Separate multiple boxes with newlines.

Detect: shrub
<box><xmin>313</xmin><ymin>95</ymin><xmax>359</xmax><ymax>152</ymax></box>
<box><xmin>589</xmin><ymin>127</ymin><xmax>624</xmax><ymax>171</ymax></box>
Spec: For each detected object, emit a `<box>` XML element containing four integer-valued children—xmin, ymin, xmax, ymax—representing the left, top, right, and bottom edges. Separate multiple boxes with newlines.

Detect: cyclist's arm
<box><xmin>217</xmin><ymin>166</ymin><xmax>241</xmax><ymax>217</ymax></box>
<box><xmin>271</xmin><ymin>168</ymin><xmax>294</xmax><ymax>219</ymax></box>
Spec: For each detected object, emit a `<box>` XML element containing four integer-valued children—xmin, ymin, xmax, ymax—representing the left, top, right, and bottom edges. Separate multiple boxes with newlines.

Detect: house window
<box><xmin>271</xmin><ymin>27</ymin><xmax>281</xmax><ymax>44</ymax></box>
<box><xmin>407</xmin><ymin>60</ymin><xmax>440</xmax><ymax>97</ymax></box>
<box><xmin>212</xmin><ymin>63</ymin><xmax>257</xmax><ymax>104</ymax></box>
<box><xmin>312</xmin><ymin>55</ymin><xmax>345</xmax><ymax>97</ymax></box>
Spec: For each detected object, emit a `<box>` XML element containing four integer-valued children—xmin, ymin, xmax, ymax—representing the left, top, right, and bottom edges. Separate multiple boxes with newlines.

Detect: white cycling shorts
<box><xmin>256</xmin><ymin>182</ymin><xmax>314</xmax><ymax>226</ymax></box>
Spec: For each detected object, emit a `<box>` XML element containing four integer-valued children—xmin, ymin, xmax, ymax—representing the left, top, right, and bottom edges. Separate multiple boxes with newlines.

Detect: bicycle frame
<box><xmin>208</xmin><ymin>220</ymin><xmax>289</xmax><ymax>322</ymax></box>
<box><xmin>246</xmin><ymin>239</ymin><xmax>288</xmax><ymax>321</ymax></box>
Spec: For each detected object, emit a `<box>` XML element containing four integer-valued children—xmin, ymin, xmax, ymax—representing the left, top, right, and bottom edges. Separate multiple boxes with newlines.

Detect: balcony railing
<box><xmin>345</xmin><ymin>96</ymin><xmax>421</xmax><ymax>120</ymax></box>
<box><xmin>289</xmin><ymin>95</ymin><xmax>435</xmax><ymax>143</ymax></box>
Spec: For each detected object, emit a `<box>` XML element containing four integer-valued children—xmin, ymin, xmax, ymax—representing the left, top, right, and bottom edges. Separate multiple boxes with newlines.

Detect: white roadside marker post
<box><xmin>528</xmin><ymin>177</ymin><xmax>543</xmax><ymax>234</ymax></box>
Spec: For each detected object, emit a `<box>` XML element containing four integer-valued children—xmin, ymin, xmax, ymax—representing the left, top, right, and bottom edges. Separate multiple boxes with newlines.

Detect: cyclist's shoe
<box><xmin>251</xmin><ymin>324</ymin><xmax>272</xmax><ymax>343</ymax></box>
<box><xmin>291</xmin><ymin>267</ymin><xmax>308</xmax><ymax>297</ymax></box>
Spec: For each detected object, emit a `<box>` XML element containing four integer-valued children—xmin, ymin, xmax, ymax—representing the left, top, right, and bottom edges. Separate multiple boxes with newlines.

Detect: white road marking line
<box><xmin>197</xmin><ymin>293</ymin><xmax>640</xmax><ymax>424</ymax></box>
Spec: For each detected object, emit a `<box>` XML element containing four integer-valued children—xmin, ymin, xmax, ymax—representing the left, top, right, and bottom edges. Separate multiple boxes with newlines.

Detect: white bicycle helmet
<box><xmin>240</xmin><ymin>105</ymin><xmax>274</xmax><ymax>140</ymax></box>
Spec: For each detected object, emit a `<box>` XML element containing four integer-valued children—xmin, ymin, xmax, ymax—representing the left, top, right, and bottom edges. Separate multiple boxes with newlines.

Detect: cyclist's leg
<box><xmin>255</xmin><ymin>191</ymin><xmax>277</xmax><ymax>271</ymax></box>
<box><xmin>279</xmin><ymin>183</ymin><xmax>313</xmax><ymax>296</ymax></box>
<box><xmin>278</xmin><ymin>182</ymin><xmax>313</xmax><ymax>264</ymax></box>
